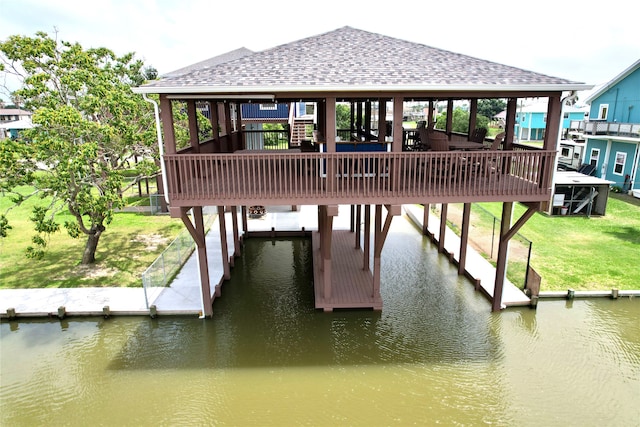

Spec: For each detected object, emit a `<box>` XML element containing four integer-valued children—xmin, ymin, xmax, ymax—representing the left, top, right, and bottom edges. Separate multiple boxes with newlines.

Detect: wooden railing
<box><xmin>164</xmin><ymin>150</ymin><xmax>555</xmax><ymax>207</ymax></box>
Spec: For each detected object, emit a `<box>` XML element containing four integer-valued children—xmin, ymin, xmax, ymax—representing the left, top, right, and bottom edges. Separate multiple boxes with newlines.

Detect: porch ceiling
<box><xmin>134</xmin><ymin>27</ymin><xmax>592</xmax><ymax>97</ymax></box>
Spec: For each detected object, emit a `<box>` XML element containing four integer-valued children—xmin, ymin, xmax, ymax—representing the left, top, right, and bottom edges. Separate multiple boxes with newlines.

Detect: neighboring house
<box><xmin>574</xmin><ymin>59</ymin><xmax>640</xmax><ymax>195</ymax></box>
<box><xmin>0</xmin><ymin>109</ymin><xmax>32</xmax><ymax>139</ymax></box>
<box><xmin>0</xmin><ymin>108</ymin><xmax>31</xmax><ymax>123</ymax></box>
<box><xmin>134</xmin><ymin>26</ymin><xmax>589</xmax><ymax>316</ymax></box>
<box><xmin>492</xmin><ymin>110</ymin><xmax>506</xmax><ymax>128</ymax></box>
<box><xmin>514</xmin><ymin>101</ymin><xmax>588</xmax><ymax>141</ymax></box>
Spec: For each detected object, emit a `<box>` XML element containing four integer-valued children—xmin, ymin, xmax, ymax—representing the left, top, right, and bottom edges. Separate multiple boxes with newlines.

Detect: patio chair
<box><xmin>469</xmin><ymin>127</ymin><xmax>487</xmax><ymax>143</ymax></box>
<box><xmin>429</xmin><ymin>132</ymin><xmax>449</xmax><ymax>151</ymax></box>
<box><xmin>415</xmin><ymin>122</ymin><xmax>435</xmax><ymax>151</ymax></box>
<box><xmin>482</xmin><ymin>132</ymin><xmax>507</xmax><ymax>177</ymax></box>
<box><xmin>483</xmin><ymin>132</ymin><xmax>505</xmax><ymax>150</ymax></box>
<box><xmin>428</xmin><ymin>132</ymin><xmax>457</xmax><ymax>181</ymax></box>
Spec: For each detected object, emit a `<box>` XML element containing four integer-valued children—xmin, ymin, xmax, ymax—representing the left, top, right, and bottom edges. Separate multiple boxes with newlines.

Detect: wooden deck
<box><xmin>312</xmin><ymin>230</ymin><xmax>383</xmax><ymax>311</ymax></box>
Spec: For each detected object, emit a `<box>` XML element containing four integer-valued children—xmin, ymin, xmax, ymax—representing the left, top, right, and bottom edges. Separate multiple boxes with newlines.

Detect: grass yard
<box><xmin>0</xmin><ymin>187</ymin><xmax>184</xmax><ymax>289</ymax></box>
<box><xmin>472</xmin><ymin>194</ymin><xmax>640</xmax><ymax>291</ymax></box>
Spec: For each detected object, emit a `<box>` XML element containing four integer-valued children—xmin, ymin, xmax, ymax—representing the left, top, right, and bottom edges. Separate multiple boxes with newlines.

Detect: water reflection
<box><xmin>104</xmin><ymin>236</ymin><xmax>502</xmax><ymax>372</ymax></box>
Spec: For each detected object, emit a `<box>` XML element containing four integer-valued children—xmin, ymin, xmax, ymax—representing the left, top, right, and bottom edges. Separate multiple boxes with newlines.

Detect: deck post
<box><xmin>439</xmin><ymin>203</ymin><xmax>448</xmax><ymax>253</ymax></box>
<box><xmin>505</xmin><ymin>98</ymin><xmax>517</xmax><ymax>150</ymax></box>
<box><xmin>159</xmin><ymin>95</ymin><xmax>176</xmax><ymax>154</ymax></box>
<box><xmin>209</xmin><ymin>101</ymin><xmax>220</xmax><ymax>140</ymax></box>
<box><xmin>350</xmin><ymin>205</ymin><xmax>355</xmax><ymax>232</ymax></box>
<box><xmin>217</xmin><ymin>206</ymin><xmax>231</xmax><ymax>285</ymax></box>
<box><xmin>318</xmin><ymin>205</ymin><xmax>324</xmax><ymax>264</ymax></box>
<box><xmin>373</xmin><ymin>205</ymin><xmax>382</xmax><ymax>297</ymax></box>
<box><xmin>321</xmin><ymin>207</ymin><xmax>334</xmax><ymax>300</ymax></box>
<box><xmin>231</xmin><ymin>206</ymin><xmax>240</xmax><ymax>258</ymax></box>
<box><xmin>392</xmin><ymin>97</ymin><xmax>404</xmax><ymax>152</ymax></box>
<box><xmin>363</xmin><ymin>205</ymin><xmax>371</xmax><ymax>271</ymax></box>
<box><xmin>468</xmin><ymin>99</ymin><xmax>478</xmax><ymax>134</ymax></box>
<box><xmin>365</xmin><ymin>101</ymin><xmax>372</xmax><ymax>136</ymax></box>
<box><xmin>492</xmin><ymin>202</ymin><xmax>513</xmax><ymax>311</ymax></box>
<box><xmin>223</xmin><ymin>103</ymin><xmax>233</xmax><ymax>139</ymax></box>
<box><xmin>241</xmin><ymin>206</ymin><xmax>248</xmax><ymax>236</ymax></box>
<box><xmin>445</xmin><ymin>99</ymin><xmax>454</xmax><ymax>137</ymax></box>
<box><xmin>427</xmin><ymin>100</ymin><xmax>435</xmax><ymax>129</ymax></box>
<box><xmin>458</xmin><ymin>203</ymin><xmax>471</xmax><ymax>275</ymax></box>
<box><xmin>181</xmin><ymin>207</ymin><xmax>213</xmax><ymax>317</ymax></box>
<box><xmin>378</xmin><ymin>99</ymin><xmax>386</xmax><ymax>143</ymax></box>
<box><xmin>355</xmin><ymin>204</ymin><xmax>362</xmax><ymax>250</ymax></box>
<box><xmin>422</xmin><ymin>204</ymin><xmax>430</xmax><ymax>235</ymax></box>
<box><xmin>372</xmin><ymin>205</ymin><xmax>396</xmax><ymax>298</ymax></box>
<box><xmin>186</xmin><ymin>100</ymin><xmax>200</xmax><ymax>152</ymax></box>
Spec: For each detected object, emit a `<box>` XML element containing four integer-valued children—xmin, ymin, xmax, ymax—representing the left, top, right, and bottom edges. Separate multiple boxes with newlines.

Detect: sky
<box><xmin>1</xmin><ymin>0</ymin><xmax>639</xmax><ymax>102</ymax></box>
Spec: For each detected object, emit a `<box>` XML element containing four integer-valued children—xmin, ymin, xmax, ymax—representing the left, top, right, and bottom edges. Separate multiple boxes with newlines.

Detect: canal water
<box><xmin>1</xmin><ymin>216</ymin><xmax>639</xmax><ymax>426</ymax></box>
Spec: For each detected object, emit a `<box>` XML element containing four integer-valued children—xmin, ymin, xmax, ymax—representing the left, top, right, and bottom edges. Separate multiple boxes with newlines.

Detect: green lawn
<box><xmin>474</xmin><ymin>194</ymin><xmax>640</xmax><ymax>291</ymax></box>
<box><xmin>2</xmin><ymin>184</ymin><xmax>638</xmax><ymax>291</ymax></box>
<box><xmin>0</xmin><ymin>188</ymin><xmax>184</xmax><ymax>289</ymax></box>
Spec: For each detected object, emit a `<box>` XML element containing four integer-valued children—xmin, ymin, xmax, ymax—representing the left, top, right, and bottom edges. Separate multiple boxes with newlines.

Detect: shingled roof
<box><xmin>136</xmin><ymin>26</ymin><xmax>590</xmax><ymax>95</ymax></box>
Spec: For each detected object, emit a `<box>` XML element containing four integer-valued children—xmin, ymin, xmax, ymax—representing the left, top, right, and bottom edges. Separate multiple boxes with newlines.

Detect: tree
<box><xmin>0</xmin><ymin>31</ymin><xmax>157</xmax><ymax>264</ymax></box>
<box><xmin>336</xmin><ymin>103</ymin><xmax>351</xmax><ymax>130</ymax></box>
<box><xmin>435</xmin><ymin>108</ymin><xmax>490</xmax><ymax>133</ymax></box>
<box><xmin>477</xmin><ymin>99</ymin><xmax>506</xmax><ymax>120</ymax></box>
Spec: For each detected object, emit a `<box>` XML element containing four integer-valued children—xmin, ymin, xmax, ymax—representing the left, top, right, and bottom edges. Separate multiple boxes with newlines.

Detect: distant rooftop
<box><xmin>0</xmin><ymin>108</ymin><xmax>31</xmax><ymax>117</ymax></box>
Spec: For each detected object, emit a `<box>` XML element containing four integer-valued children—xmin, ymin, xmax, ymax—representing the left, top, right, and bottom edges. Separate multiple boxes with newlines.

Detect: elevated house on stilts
<box><xmin>134</xmin><ymin>27</ymin><xmax>591</xmax><ymax>317</ymax></box>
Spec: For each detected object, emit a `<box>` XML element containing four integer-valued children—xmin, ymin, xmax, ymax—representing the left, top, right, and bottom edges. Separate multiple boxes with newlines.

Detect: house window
<box><xmin>561</xmin><ymin>147</ymin><xmax>570</xmax><ymax>157</ymax></box>
<box><xmin>589</xmin><ymin>148</ymin><xmax>600</xmax><ymax>167</ymax></box>
<box><xmin>598</xmin><ymin>104</ymin><xmax>609</xmax><ymax>120</ymax></box>
<box><xmin>563</xmin><ymin>112</ymin><xmax>569</xmax><ymax>119</ymax></box>
<box><xmin>259</xmin><ymin>103</ymin><xmax>277</xmax><ymax>110</ymax></box>
<box><xmin>305</xmin><ymin>103</ymin><xmax>315</xmax><ymax>115</ymax></box>
<box><xmin>614</xmin><ymin>152</ymin><xmax>626</xmax><ymax>175</ymax></box>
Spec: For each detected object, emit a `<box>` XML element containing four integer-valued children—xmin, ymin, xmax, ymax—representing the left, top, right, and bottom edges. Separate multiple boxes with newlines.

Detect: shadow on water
<box><xmin>102</xmin><ymin>230</ymin><xmax>503</xmax><ymax>371</ymax></box>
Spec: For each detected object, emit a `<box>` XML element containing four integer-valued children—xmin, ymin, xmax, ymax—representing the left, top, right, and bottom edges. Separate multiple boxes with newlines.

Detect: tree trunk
<box><xmin>81</xmin><ymin>226</ymin><xmax>104</xmax><ymax>264</ymax></box>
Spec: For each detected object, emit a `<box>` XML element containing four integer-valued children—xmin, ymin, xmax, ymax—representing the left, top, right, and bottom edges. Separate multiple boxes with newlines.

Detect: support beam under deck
<box><xmin>179</xmin><ymin>206</ymin><xmax>212</xmax><ymax>318</ymax></box>
<box><xmin>492</xmin><ymin>202</ymin><xmax>538</xmax><ymax>311</ymax></box>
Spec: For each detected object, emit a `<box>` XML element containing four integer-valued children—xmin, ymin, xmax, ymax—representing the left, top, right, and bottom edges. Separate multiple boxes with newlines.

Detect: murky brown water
<box><xmin>2</xmin><ymin>217</ymin><xmax>639</xmax><ymax>426</ymax></box>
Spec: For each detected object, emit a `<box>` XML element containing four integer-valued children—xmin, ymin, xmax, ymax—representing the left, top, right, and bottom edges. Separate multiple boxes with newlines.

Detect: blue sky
<box><xmin>1</xmin><ymin>0</ymin><xmax>638</xmax><ymax>100</ymax></box>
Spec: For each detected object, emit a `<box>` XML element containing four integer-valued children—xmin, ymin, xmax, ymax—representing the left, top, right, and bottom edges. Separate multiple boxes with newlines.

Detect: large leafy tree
<box><xmin>477</xmin><ymin>98</ymin><xmax>506</xmax><ymax>119</ymax></box>
<box><xmin>435</xmin><ymin>108</ymin><xmax>490</xmax><ymax>133</ymax></box>
<box><xmin>0</xmin><ymin>31</ymin><xmax>157</xmax><ymax>264</ymax></box>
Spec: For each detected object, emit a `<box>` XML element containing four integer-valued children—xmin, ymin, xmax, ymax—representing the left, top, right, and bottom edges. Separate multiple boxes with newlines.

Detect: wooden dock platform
<box><xmin>312</xmin><ymin>230</ymin><xmax>382</xmax><ymax>311</ymax></box>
